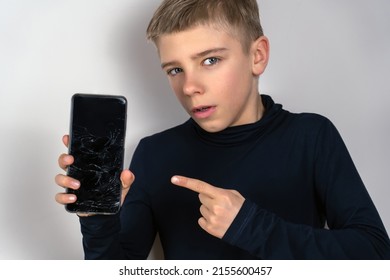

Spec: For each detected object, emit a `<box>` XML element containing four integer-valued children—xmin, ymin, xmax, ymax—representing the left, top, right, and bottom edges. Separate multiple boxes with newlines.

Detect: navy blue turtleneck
<box><xmin>79</xmin><ymin>95</ymin><xmax>390</xmax><ymax>259</ymax></box>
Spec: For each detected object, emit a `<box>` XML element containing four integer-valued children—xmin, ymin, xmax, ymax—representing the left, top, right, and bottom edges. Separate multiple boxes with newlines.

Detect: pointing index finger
<box><xmin>171</xmin><ymin>176</ymin><xmax>218</xmax><ymax>198</ymax></box>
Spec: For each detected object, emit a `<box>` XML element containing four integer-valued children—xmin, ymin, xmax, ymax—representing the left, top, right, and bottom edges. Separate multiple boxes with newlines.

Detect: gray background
<box><xmin>0</xmin><ymin>0</ymin><xmax>388</xmax><ymax>259</ymax></box>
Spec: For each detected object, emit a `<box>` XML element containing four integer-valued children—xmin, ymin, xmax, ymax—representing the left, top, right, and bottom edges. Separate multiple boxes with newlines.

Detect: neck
<box><xmin>255</xmin><ymin>93</ymin><xmax>265</xmax><ymax>122</ymax></box>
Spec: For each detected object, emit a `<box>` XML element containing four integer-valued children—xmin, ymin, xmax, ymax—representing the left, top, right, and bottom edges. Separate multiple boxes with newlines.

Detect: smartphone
<box><xmin>66</xmin><ymin>93</ymin><xmax>127</xmax><ymax>215</ymax></box>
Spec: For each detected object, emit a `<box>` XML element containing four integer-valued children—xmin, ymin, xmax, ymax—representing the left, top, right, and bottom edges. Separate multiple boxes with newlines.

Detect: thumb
<box><xmin>120</xmin><ymin>169</ymin><xmax>135</xmax><ymax>205</ymax></box>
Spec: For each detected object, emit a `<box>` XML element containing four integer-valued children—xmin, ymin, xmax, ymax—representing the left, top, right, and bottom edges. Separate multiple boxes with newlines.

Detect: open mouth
<box><xmin>191</xmin><ymin>105</ymin><xmax>216</xmax><ymax>119</ymax></box>
<box><xmin>193</xmin><ymin>106</ymin><xmax>213</xmax><ymax>113</ymax></box>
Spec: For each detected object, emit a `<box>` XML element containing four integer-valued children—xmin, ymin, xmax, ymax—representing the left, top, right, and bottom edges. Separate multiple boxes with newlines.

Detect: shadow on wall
<box><xmin>109</xmin><ymin>2</ymin><xmax>190</xmax><ymax>260</ymax></box>
<box><xmin>113</xmin><ymin>2</ymin><xmax>188</xmax><ymax>137</ymax></box>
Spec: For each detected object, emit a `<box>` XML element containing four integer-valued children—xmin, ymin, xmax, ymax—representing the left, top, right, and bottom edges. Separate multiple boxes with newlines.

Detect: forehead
<box><xmin>156</xmin><ymin>25</ymin><xmax>242</xmax><ymax>62</ymax></box>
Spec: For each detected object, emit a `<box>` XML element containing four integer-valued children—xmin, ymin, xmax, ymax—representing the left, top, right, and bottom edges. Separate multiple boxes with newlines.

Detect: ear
<box><xmin>251</xmin><ymin>36</ymin><xmax>270</xmax><ymax>76</ymax></box>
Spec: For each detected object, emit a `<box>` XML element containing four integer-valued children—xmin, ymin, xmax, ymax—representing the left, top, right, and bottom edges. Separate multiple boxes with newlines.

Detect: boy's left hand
<box><xmin>171</xmin><ymin>175</ymin><xmax>245</xmax><ymax>239</ymax></box>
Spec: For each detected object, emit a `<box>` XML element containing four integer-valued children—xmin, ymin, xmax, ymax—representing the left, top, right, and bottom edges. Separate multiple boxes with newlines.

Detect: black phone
<box><xmin>66</xmin><ymin>93</ymin><xmax>127</xmax><ymax>215</ymax></box>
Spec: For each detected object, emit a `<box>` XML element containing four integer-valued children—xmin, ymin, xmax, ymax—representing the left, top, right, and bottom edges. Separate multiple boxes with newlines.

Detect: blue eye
<box><xmin>167</xmin><ymin>68</ymin><xmax>183</xmax><ymax>76</ymax></box>
<box><xmin>203</xmin><ymin>57</ymin><xmax>220</xmax><ymax>66</ymax></box>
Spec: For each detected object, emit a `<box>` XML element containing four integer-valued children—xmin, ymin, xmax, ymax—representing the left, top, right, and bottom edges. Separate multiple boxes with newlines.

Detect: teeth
<box><xmin>197</xmin><ymin>107</ymin><xmax>209</xmax><ymax>112</ymax></box>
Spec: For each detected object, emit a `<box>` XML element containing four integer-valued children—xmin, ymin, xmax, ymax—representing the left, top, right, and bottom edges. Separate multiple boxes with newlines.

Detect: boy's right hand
<box><xmin>54</xmin><ymin>135</ymin><xmax>135</xmax><ymax>213</ymax></box>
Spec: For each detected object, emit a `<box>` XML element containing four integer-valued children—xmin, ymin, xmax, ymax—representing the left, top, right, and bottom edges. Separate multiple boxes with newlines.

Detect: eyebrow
<box><xmin>160</xmin><ymin>47</ymin><xmax>228</xmax><ymax>69</ymax></box>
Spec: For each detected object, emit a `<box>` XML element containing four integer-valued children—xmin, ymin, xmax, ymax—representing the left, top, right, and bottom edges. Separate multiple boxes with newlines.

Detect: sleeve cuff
<box><xmin>222</xmin><ymin>199</ymin><xmax>257</xmax><ymax>246</ymax></box>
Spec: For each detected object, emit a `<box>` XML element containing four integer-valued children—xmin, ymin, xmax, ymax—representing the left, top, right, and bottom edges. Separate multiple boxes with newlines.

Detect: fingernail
<box><xmin>71</xmin><ymin>180</ymin><xmax>80</xmax><ymax>188</ymax></box>
<box><xmin>68</xmin><ymin>195</ymin><xmax>76</xmax><ymax>202</ymax></box>
<box><xmin>171</xmin><ymin>176</ymin><xmax>179</xmax><ymax>184</ymax></box>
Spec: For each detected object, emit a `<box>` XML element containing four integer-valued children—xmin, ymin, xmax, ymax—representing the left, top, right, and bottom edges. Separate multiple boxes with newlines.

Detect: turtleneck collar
<box><xmin>189</xmin><ymin>95</ymin><xmax>286</xmax><ymax>146</ymax></box>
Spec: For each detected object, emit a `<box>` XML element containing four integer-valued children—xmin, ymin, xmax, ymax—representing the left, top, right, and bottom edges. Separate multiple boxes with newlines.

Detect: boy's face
<box><xmin>157</xmin><ymin>24</ymin><xmax>268</xmax><ymax>133</ymax></box>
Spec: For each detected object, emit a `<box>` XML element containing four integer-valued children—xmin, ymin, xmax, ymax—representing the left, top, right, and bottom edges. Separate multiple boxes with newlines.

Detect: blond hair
<box><xmin>146</xmin><ymin>0</ymin><xmax>264</xmax><ymax>53</ymax></box>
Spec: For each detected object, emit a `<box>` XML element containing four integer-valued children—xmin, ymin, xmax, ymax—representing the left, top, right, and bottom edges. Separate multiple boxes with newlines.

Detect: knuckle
<box><xmin>199</xmin><ymin>204</ymin><xmax>207</xmax><ymax>216</ymax></box>
<box><xmin>58</xmin><ymin>153</ymin><xmax>67</xmax><ymax>162</ymax></box>
<box><xmin>58</xmin><ymin>155</ymin><xmax>69</xmax><ymax>170</ymax></box>
<box><xmin>55</xmin><ymin>174</ymin><xmax>65</xmax><ymax>186</ymax></box>
<box><xmin>212</xmin><ymin>205</ymin><xmax>223</xmax><ymax>216</ymax></box>
<box><xmin>55</xmin><ymin>193</ymin><xmax>66</xmax><ymax>204</ymax></box>
<box><xmin>192</xmin><ymin>180</ymin><xmax>203</xmax><ymax>192</ymax></box>
<box><xmin>54</xmin><ymin>193</ymin><xmax>60</xmax><ymax>203</ymax></box>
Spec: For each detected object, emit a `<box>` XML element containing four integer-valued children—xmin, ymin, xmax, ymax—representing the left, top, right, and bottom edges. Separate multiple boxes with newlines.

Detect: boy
<box><xmin>55</xmin><ymin>0</ymin><xmax>390</xmax><ymax>259</ymax></box>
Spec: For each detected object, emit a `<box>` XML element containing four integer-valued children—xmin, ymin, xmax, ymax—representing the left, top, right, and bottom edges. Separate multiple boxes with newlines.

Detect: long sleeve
<box><xmin>223</xmin><ymin>199</ymin><xmax>389</xmax><ymax>259</ymax></box>
<box><xmin>223</xmin><ymin>118</ymin><xmax>390</xmax><ymax>259</ymax></box>
<box><xmin>79</xmin><ymin>214</ymin><xmax>123</xmax><ymax>259</ymax></box>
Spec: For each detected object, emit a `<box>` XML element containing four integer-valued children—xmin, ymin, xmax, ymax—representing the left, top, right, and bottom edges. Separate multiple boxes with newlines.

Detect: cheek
<box><xmin>217</xmin><ymin>67</ymin><xmax>251</xmax><ymax>100</ymax></box>
<box><xmin>167</xmin><ymin>78</ymin><xmax>181</xmax><ymax>97</ymax></box>
<box><xmin>169</xmin><ymin>79</ymin><xmax>189</xmax><ymax>107</ymax></box>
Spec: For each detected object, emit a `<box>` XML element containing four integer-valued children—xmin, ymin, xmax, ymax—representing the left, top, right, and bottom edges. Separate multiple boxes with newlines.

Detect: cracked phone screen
<box><xmin>66</xmin><ymin>94</ymin><xmax>127</xmax><ymax>215</ymax></box>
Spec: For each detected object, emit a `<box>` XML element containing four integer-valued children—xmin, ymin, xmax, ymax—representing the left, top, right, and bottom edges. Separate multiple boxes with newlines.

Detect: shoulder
<box><xmin>281</xmin><ymin>111</ymin><xmax>341</xmax><ymax>146</ymax></box>
<box><xmin>129</xmin><ymin>119</ymin><xmax>197</xmax><ymax>176</ymax></box>
<box><xmin>135</xmin><ymin>119</ymin><xmax>194</xmax><ymax>153</ymax></box>
<box><xmin>286</xmin><ymin>111</ymin><xmax>340</xmax><ymax>136</ymax></box>
<box><xmin>142</xmin><ymin>119</ymin><xmax>191</xmax><ymax>142</ymax></box>
<box><xmin>289</xmin><ymin>112</ymin><xmax>332</xmax><ymax>129</ymax></box>
<box><xmin>264</xmin><ymin>95</ymin><xmax>334</xmax><ymax>134</ymax></box>
<box><xmin>130</xmin><ymin>119</ymin><xmax>193</xmax><ymax>169</ymax></box>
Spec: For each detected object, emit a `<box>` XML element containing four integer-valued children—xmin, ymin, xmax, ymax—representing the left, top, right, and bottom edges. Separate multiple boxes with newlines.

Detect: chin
<box><xmin>196</xmin><ymin>120</ymin><xmax>227</xmax><ymax>133</ymax></box>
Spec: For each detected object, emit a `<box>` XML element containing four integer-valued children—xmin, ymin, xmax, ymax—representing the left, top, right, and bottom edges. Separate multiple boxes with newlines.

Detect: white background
<box><xmin>0</xmin><ymin>0</ymin><xmax>389</xmax><ymax>259</ymax></box>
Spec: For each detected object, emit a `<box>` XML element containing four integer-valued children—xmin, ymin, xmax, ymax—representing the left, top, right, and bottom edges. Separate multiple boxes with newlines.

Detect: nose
<box><xmin>182</xmin><ymin>71</ymin><xmax>204</xmax><ymax>96</ymax></box>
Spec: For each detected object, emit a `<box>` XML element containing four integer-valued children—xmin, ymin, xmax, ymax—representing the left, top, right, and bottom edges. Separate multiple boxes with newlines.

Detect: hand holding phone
<box><xmin>55</xmin><ymin>135</ymin><xmax>135</xmax><ymax>215</ymax></box>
